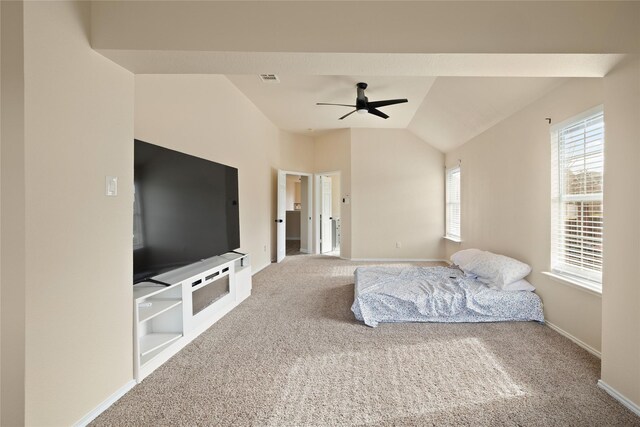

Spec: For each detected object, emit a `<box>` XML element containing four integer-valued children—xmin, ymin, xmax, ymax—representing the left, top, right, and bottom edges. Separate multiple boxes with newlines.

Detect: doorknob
<box><xmin>275</xmin><ymin>219</ymin><xmax>283</xmax><ymax>223</ymax></box>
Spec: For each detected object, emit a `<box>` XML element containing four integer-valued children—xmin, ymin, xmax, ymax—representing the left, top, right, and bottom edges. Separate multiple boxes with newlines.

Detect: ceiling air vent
<box><xmin>259</xmin><ymin>74</ymin><xmax>280</xmax><ymax>83</ymax></box>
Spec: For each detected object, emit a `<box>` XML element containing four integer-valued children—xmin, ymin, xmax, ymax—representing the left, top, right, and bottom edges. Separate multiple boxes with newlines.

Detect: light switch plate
<box><xmin>106</xmin><ymin>176</ymin><xmax>118</xmax><ymax>196</ymax></box>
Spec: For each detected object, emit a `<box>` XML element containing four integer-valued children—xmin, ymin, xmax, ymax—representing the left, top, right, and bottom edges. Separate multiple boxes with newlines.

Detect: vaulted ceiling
<box><xmin>91</xmin><ymin>1</ymin><xmax>639</xmax><ymax>152</ymax></box>
<box><xmin>226</xmin><ymin>75</ymin><xmax>566</xmax><ymax>152</ymax></box>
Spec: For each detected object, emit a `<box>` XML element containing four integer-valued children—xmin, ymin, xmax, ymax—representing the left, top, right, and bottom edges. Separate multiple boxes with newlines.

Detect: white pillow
<box><xmin>503</xmin><ymin>279</ymin><xmax>536</xmax><ymax>292</ymax></box>
<box><xmin>462</xmin><ymin>251</ymin><xmax>531</xmax><ymax>289</ymax></box>
<box><xmin>450</xmin><ymin>249</ymin><xmax>483</xmax><ymax>268</ymax></box>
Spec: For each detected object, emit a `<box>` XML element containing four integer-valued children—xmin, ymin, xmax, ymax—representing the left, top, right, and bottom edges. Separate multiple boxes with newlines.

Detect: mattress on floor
<box><xmin>351</xmin><ymin>266</ymin><xmax>544</xmax><ymax>327</ymax></box>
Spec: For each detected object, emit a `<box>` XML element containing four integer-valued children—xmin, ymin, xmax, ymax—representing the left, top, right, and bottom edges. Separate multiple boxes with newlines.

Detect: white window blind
<box><xmin>551</xmin><ymin>107</ymin><xmax>604</xmax><ymax>287</ymax></box>
<box><xmin>446</xmin><ymin>166</ymin><xmax>461</xmax><ymax>240</ymax></box>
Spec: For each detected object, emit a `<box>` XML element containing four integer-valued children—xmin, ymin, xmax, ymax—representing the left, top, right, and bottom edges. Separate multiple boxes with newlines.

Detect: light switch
<box><xmin>106</xmin><ymin>176</ymin><xmax>118</xmax><ymax>196</ymax></box>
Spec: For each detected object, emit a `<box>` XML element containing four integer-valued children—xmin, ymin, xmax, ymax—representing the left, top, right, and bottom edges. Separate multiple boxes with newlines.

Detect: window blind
<box><xmin>446</xmin><ymin>166</ymin><xmax>461</xmax><ymax>239</ymax></box>
<box><xmin>551</xmin><ymin>108</ymin><xmax>604</xmax><ymax>286</ymax></box>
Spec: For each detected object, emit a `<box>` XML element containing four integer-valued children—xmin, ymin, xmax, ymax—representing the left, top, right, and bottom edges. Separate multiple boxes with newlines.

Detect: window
<box><xmin>445</xmin><ymin>166</ymin><xmax>461</xmax><ymax>241</ymax></box>
<box><xmin>550</xmin><ymin>106</ymin><xmax>604</xmax><ymax>289</ymax></box>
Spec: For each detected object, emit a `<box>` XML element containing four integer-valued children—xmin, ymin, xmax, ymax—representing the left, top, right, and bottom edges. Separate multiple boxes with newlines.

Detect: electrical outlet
<box><xmin>396</xmin><ymin>242</ymin><xmax>402</xmax><ymax>248</ymax></box>
<box><xmin>263</xmin><ymin>245</ymin><xmax>267</xmax><ymax>252</ymax></box>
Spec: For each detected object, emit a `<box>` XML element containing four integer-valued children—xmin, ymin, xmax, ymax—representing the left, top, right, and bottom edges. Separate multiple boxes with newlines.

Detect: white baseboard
<box><xmin>545</xmin><ymin>321</ymin><xmax>601</xmax><ymax>358</ymax></box>
<box><xmin>349</xmin><ymin>258</ymin><xmax>449</xmax><ymax>263</ymax></box>
<box><xmin>598</xmin><ymin>380</ymin><xmax>640</xmax><ymax>417</ymax></box>
<box><xmin>300</xmin><ymin>248</ymin><xmax>310</xmax><ymax>254</ymax></box>
<box><xmin>74</xmin><ymin>380</ymin><xmax>135</xmax><ymax>427</ymax></box>
<box><xmin>252</xmin><ymin>261</ymin><xmax>270</xmax><ymax>275</ymax></box>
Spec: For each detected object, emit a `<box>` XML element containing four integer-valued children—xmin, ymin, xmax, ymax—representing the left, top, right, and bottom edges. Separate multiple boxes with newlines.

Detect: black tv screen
<box><xmin>133</xmin><ymin>139</ymin><xmax>240</xmax><ymax>283</ymax></box>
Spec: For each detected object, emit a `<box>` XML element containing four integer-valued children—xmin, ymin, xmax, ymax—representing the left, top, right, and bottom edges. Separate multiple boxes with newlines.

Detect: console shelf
<box><xmin>140</xmin><ymin>333</ymin><xmax>182</xmax><ymax>357</ymax></box>
<box><xmin>133</xmin><ymin>252</ymin><xmax>251</xmax><ymax>382</ymax></box>
<box><xmin>138</xmin><ymin>299</ymin><xmax>182</xmax><ymax>324</ymax></box>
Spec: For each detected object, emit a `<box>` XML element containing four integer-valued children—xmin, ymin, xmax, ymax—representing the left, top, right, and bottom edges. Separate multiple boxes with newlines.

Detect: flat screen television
<box><xmin>133</xmin><ymin>139</ymin><xmax>240</xmax><ymax>284</ymax></box>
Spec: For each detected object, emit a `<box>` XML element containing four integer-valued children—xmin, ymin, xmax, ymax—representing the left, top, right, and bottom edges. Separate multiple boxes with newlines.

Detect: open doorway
<box><xmin>276</xmin><ymin>170</ymin><xmax>312</xmax><ymax>263</ymax></box>
<box><xmin>315</xmin><ymin>172</ymin><xmax>341</xmax><ymax>257</ymax></box>
<box><xmin>285</xmin><ymin>175</ymin><xmax>306</xmax><ymax>255</ymax></box>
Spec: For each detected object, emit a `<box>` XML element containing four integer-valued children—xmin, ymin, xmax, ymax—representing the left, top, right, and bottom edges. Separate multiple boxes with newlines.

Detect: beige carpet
<box><xmin>93</xmin><ymin>255</ymin><xmax>640</xmax><ymax>426</ymax></box>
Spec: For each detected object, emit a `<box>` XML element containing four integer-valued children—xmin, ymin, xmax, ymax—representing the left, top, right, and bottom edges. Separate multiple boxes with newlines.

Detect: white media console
<box><xmin>132</xmin><ymin>252</ymin><xmax>251</xmax><ymax>382</ymax></box>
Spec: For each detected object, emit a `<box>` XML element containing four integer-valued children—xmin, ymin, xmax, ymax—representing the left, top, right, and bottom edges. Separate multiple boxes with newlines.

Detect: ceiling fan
<box><xmin>316</xmin><ymin>82</ymin><xmax>408</xmax><ymax>120</ymax></box>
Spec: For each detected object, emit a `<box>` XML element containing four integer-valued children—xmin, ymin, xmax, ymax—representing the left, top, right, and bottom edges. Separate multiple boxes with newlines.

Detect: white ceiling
<box><xmin>407</xmin><ymin>77</ymin><xmax>566</xmax><ymax>152</ymax></box>
<box><xmin>226</xmin><ymin>75</ymin><xmax>436</xmax><ymax>133</ymax></box>
<box><xmin>227</xmin><ymin>75</ymin><xmax>565</xmax><ymax>152</ymax></box>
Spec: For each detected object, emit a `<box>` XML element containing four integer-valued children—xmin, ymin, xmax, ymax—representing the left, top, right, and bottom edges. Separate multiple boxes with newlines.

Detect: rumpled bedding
<box><xmin>351</xmin><ymin>266</ymin><xmax>544</xmax><ymax>327</ymax></box>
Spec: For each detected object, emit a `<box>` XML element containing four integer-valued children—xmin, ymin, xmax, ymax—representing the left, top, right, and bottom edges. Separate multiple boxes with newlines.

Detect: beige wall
<box><xmin>285</xmin><ymin>175</ymin><xmax>301</xmax><ymax>210</ymax></box>
<box><xmin>351</xmin><ymin>129</ymin><xmax>444</xmax><ymax>260</ymax></box>
<box><xmin>286</xmin><ymin>177</ymin><xmax>295</xmax><ymax>210</ymax></box>
<box><xmin>136</xmin><ymin>74</ymin><xmax>275</xmax><ymax>271</ymax></box>
<box><xmin>135</xmin><ymin>75</ymin><xmax>315</xmax><ymax>270</ymax></box>
<box><xmin>22</xmin><ymin>1</ymin><xmax>135</xmax><ymax>425</ymax></box>
<box><xmin>331</xmin><ymin>174</ymin><xmax>341</xmax><ymax>219</ymax></box>
<box><xmin>278</xmin><ymin>130</ymin><xmax>314</xmax><ymax>173</ymax></box>
<box><xmin>313</xmin><ymin>130</ymin><xmax>352</xmax><ymax>259</ymax></box>
<box><xmin>1</xmin><ymin>1</ymin><xmax>26</xmax><ymax>425</ymax></box>
<box><xmin>445</xmin><ymin>78</ymin><xmax>604</xmax><ymax>351</ymax></box>
<box><xmin>314</xmin><ymin>129</ymin><xmax>444</xmax><ymax>261</ymax></box>
<box><xmin>601</xmin><ymin>57</ymin><xmax>640</xmax><ymax>406</ymax></box>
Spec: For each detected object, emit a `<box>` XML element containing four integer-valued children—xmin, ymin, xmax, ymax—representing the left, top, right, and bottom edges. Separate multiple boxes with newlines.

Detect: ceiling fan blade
<box><xmin>367</xmin><ymin>108</ymin><xmax>389</xmax><ymax>119</ymax></box>
<box><xmin>316</xmin><ymin>103</ymin><xmax>357</xmax><ymax>107</ymax></box>
<box><xmin>339</xmin><ymin>110</ymin><xmax>358</xmax><ymax>120</ymax></box>
<box><xmin>367</xmin><ymin>99</ymin><xmax>408</xmax><ymax>109</ymax></box>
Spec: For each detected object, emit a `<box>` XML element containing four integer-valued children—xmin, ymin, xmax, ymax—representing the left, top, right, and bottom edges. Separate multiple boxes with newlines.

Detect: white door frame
<box><xmin>320</xmin><ymin>175</ymin><xmax>333</xmax><ymax>254</ymax></box>
<box><xmin>314</xmin><ymin>171</ymin><xmax>341</xmax><ymax>256</ymax></box>
<box><xmin>276</xmin><ymin>170</ymin><xmax>287</xmax><ymax>263</ymax></box>
<box><xmin>276</xmin><ymin>170</ymin><xmax>313</xmax><ymax>262</ymax></box>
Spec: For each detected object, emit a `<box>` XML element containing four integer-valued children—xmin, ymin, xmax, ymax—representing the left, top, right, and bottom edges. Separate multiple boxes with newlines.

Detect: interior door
<box><xmin>276</xmin><ymin>170</ymin><xmax>286</xmax><ymax>262</ymax></box>
<box><xmin>320</xmin><ymin>176</ymin><xmax>333</xmax><ymax>253</ymax></box>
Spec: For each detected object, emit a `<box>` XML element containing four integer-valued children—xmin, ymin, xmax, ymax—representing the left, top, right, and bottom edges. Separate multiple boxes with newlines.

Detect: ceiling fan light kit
<box><xmin>317</xmin><ymin>82</ymin><xmax>408</xmax><ymax>120</ymax></box>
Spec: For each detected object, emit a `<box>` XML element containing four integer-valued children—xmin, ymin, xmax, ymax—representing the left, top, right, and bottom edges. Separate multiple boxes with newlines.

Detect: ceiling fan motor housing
<box><xmin>356</xmin><ymin>82</ymin><xmax>368</xmax><ymax>109</ymax></box>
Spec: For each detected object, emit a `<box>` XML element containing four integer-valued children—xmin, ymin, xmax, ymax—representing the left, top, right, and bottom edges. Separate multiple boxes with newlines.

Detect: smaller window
<box><xmin>446</xmin><ymin>166</ymin><xmax>461</xmax><ymax>241</ymax></box>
